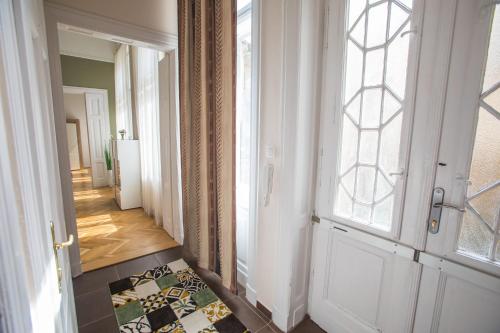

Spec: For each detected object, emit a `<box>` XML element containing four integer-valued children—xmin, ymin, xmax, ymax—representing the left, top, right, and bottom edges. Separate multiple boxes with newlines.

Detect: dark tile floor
<box><xmin>73</xmin><ymin>246</ymin><xmax>325</xmax><ymax>333</ymax></box>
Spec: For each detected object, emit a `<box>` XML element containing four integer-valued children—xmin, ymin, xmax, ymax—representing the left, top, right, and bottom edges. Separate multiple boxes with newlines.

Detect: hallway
<box><xmin>72</xmin><ymin>169</ymin><xmax>178</xmax><ymax>271</ymax></box>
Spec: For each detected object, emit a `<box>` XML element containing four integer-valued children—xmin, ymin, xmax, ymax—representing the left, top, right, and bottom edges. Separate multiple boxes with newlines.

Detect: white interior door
<box><xmin>414</xmin><ymin>1</ymin><xmax>500</xmax><ymax>332</ymax></box>
<box><xmin>86</xmin><ymin>91</ymin><xmax>110</xmax><ymax>187</ymax></box>
<box><xmin>310</xmin><ymin>0</ymin><xmax>424</xmax><ymax>331</ymax></box>
<box><xmin>0</xmin><ymin>0</ymin><xmax>77</xmax><ymax>331</ymax></box>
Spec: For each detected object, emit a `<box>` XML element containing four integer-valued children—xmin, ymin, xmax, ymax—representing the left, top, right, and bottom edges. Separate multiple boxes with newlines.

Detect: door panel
<box><xmin>414</xmin><ymin>254</ymin><xmax>500</xmax><ymax>333</ymax></box>
<box><xmin>86</xmin><ymin>92</ymin><xmax>110</xmax><ymax>187</ymax></box>
<box><xmin>310</xmin><ymin>220</ymin><xmax>419</xmax><ymax>333</ymax></box>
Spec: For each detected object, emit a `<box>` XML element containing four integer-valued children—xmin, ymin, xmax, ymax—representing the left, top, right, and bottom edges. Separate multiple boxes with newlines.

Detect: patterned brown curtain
<box><xmin>178</xmin><ymin>0</ymin><xmax>237</xmax><ymax>292</ymax></box>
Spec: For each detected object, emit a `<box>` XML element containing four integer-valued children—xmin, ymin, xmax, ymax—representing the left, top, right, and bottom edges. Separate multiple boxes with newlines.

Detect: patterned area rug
<box><xmin>109</xmin><ymin>259</ymin><xmax>249</xmax><ymax>332</ymax></box>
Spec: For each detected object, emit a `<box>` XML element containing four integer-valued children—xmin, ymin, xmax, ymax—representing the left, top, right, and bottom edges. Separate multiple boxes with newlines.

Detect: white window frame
<box><xmin>316</xmin><ymin>0</ymin><xmax>424</xmax><ymax>240</ymax></box>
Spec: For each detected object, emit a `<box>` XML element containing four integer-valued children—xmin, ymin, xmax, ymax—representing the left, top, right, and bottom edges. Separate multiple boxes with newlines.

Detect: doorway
<box><xmin>48</xmin><ymin>16</ymin><xmax>183</xmax><ymax>274</ymax></box>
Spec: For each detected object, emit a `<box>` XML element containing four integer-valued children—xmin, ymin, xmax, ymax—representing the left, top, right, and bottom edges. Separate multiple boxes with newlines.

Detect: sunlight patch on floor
<box><xmin>71</xmin><ymin>168</ymin><xmax>179</xmax><ymax>271</ymax></box>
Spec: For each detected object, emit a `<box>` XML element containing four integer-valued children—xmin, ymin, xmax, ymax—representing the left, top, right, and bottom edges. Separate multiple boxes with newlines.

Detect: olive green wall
<box><xmin>60</xmin><ymin>55</ymin><xmax>116</xmax><ymax>136</ymax></box>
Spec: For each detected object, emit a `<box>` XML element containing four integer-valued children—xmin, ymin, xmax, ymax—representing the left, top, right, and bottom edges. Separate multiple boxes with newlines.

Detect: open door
<box><xmin>0</xmin><ymin>0</ymin><xmax>77</xmax><ymax>331</ymax></box>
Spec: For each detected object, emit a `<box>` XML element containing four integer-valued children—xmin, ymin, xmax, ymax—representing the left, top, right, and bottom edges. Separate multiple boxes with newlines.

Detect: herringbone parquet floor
<box><xmin>72</xmin><ymin>169</ymin><xmax>178</xmax><ymax>272</ymax></box>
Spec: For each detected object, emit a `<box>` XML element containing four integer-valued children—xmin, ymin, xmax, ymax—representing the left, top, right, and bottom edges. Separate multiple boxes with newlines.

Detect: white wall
<box><xmin>58</xmin><ymin>29</ymin><xmax>119</xmax><ymax>63</ymax></box>
<box><xmin>46</xmin><ymin>0</ymin><xmax>177</xmax><ymax>36</ymax></box>
<box><xmin>63</xmin><ymin>92</ymin><xmax>91</xmax><ymax>168</ymax></box>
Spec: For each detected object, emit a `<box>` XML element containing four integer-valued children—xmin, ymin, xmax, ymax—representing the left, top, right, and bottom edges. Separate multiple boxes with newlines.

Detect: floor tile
<box><xmin>154</xmin><ymin>246</ymin><xmax>184</xmax><ymax>265</ymax></box>
<box><xmin>257</xmin><ymin>323</ymin><xmax>278</xmax><ymax>333</ymax></box>
<box><xmin>269</xmin><ymin>321</ymin><xmax>283</xmax><ymax>333</ymax></box>
<box><xmin>72</xmin><ymin>246</ymin><xmax>325</xmax><ymax>333</ymax></box>
<box><xmin>290</xmin><ymin>317</ymin><xmax>325</xmax><ymax>333</ymax></box>
<box><xmin>115</xmin><ymin>254</ymin><xmax>160</xmax><ymax>278</ymax></box>
<box><xmin>223</xmin><ymin>294</ymin><xmax>268</xmax><ymax>332</ymax></box>
<box><xmin>78</xmin><ymin>314</ymin><xmax>119</xmax><ymax>333</ymax></box>
<box><xmin>73</xmin><ymin>265</ymin><xmax>119</xmax><ymax>296</ymax></box>
<box><xmin>242</xmin><ymin>298</ymin><xmax>271</xmax><ymax>321</ymax></box>
<box><xmin>75</xmin><ymin>287</ymin><xmax>114</xmax><ymax>327</ymax></box>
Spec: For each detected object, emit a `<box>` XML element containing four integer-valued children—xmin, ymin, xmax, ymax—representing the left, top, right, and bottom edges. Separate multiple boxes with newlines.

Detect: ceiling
<box><xmin>58</xmin><ymin>27</ymin><xmax>120</xmax><ymax>63</ymax></box>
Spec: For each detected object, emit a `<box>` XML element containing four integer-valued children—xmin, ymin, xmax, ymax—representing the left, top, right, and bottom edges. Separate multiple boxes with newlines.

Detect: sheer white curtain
<box><xmin>134</xmin><ymin>47</ymin><xmax>162</xmax><ymax>225</ymax></box>
<box><xmin>115</xmin><ymin>44</ymin><xmax>133</xmax><ymax>139</ymax></box>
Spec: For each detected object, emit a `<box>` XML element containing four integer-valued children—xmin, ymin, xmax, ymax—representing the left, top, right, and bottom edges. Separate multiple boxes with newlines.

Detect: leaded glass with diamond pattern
<box><xmin>334</xmin><ymin>0</ymin><xmax>413</xmax><ymax>230</ymax></box>
<box><xmin>457</xmin><ymin>5</ymin><xmax>500</xmax><ymax>262</ymax></box>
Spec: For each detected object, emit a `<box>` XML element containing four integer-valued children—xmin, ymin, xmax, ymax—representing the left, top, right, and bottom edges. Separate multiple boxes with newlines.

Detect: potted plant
<box><xmin>104</xmin><ymin>145</ymin><xmax>113</xmax><ymax>187</ymax></box>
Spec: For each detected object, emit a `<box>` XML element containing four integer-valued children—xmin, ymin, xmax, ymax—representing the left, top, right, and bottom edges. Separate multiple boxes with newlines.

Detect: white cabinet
<box><xmin>112</xmin><ymin>140</ymin><xmax>142</xmax><ymax>209</ymax></box>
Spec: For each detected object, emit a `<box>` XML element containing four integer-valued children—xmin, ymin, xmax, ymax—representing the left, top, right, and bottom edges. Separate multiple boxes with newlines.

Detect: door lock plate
<box><xmin>428</xmin><ymin>187</ymin><xmax>445</xmax><ymax>234</ymax></box>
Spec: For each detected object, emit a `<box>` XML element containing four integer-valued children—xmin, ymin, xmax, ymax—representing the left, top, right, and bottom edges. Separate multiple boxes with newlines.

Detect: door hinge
<box><xmin>312</xmin><ymin>211</ymin><xmax>320</xmax><ymax>224</ymax></box>
<box><xmin>413</xmin><ymin>249</ymin><xmax>421</xmax><ymax>262</ymax></box>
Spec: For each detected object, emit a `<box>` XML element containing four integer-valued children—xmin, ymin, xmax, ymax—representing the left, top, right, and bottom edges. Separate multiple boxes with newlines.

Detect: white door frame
<box><xmin>44</xmin><ymin>2</ymin><xmax>182</xmax><ymax>276</ymax></box>
<box><xmin>63</xmin><ymin>85</ymin><xmax>110</xmax><ymax>187</ymax></box>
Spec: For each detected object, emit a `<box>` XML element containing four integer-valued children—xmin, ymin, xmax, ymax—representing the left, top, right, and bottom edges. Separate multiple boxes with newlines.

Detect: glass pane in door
<box><xmin>334</xmin><ymin>0</ymin><xmax>413</xmax><ymax>231</ymax></box>
<box><xmin>458</xmin><ymin>5</ymin><xmax>500</xmax><ymax>262</ymax></box>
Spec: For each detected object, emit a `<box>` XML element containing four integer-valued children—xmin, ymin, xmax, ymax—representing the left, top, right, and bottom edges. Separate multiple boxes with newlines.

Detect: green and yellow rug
<box><xmin>109</xmin><ymin>258</ymin><xmax>249</xmax><ymax>333</ymax></box>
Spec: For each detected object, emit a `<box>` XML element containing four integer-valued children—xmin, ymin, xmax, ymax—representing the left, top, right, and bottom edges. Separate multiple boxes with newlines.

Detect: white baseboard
<box><xmin>272</xmin><ymin>306</ymin><xmax>290</xmax><ymax>332</ymax></box>
<box><xmin>237</xmin><ymin>259</ymin><xmax>248</xmax><ymax>287</ymax></box>
<box><xmin>245</xmin><ymin>283</ymin><xmax>257</xmax><ymax>306</ymax></box>
<box><xmin>292</xmin><ymin>303</ymin><xmax>307</xmax><ymax>328</ymax></box>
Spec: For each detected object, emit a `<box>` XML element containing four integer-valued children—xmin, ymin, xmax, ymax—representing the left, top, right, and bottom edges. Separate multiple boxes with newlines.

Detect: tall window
<box><xmin>458</xmin><ymin>5</ymin><xmax>500</xmax><ymax>262</ymax></box>
<box><xmin>236</xmin><ymin>0</ymin><xmax>252</xmax><ymax>268</ymax></box>
<box><xmin>115</xmin><ymin>44</ymin><xmax>133</xmax><ymax>139</ymax></box>
<box><xmin>134</xmin><ymin>47</ymin><xmax>162</xmax><ymax>224</ymax></box>
<box><xmin>334</xmin><ymin>0</ymin><xmax>415</xmax><ymax>231</ymax></box>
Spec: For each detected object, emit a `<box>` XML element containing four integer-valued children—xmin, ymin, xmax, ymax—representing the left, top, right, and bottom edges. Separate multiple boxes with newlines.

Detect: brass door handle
<box><xmin>55</xmin><ymin>234</ymin><xmax>74</xmax><ymax>250</ymax></box>
<box><xmin>50</xmin><ymin>221</ymin><xmax>74</xmax><ymax>292</ymax></box>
